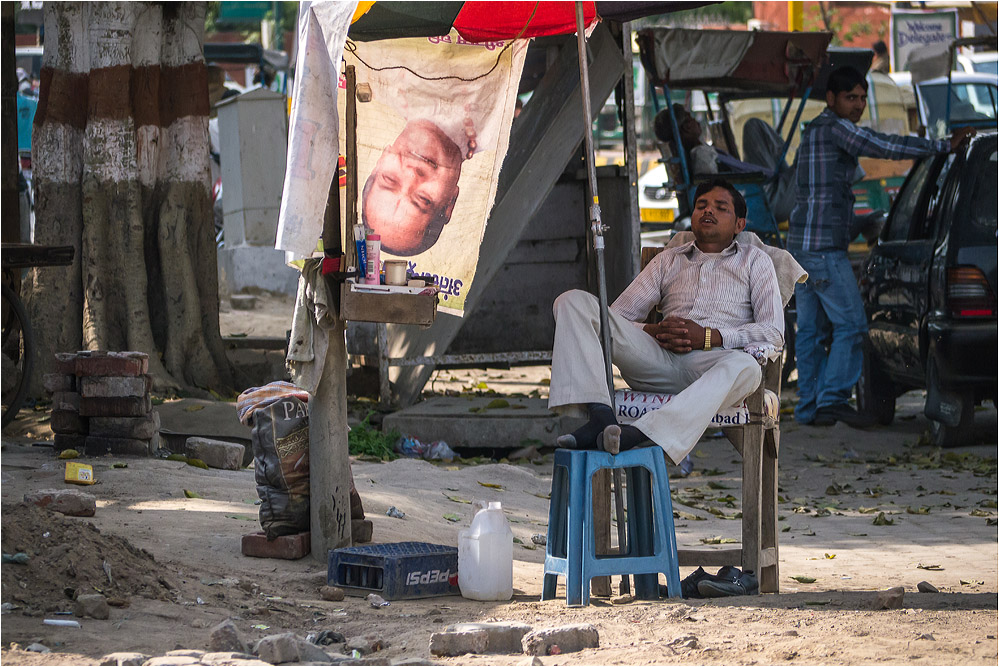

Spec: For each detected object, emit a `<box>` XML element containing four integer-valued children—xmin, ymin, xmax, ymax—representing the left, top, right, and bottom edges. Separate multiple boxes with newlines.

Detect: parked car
<box><xmin>637</xmin><ymin>163</ymin><xmax>679</xmax><ymax>229</ymax></box>
<box><xmin>856</xmin><ymin>131</ymin><xmax>997</xmax><ymax>446</ymax></box>
<box><xmin>957</xmin><ymin>50</ymin><xmax>998</xmax><ymax>77</ymax></box>
<box><xmin>892</xmin><ymin>71</ymin><xmax>998</xmax><ymax>140</ymax></box>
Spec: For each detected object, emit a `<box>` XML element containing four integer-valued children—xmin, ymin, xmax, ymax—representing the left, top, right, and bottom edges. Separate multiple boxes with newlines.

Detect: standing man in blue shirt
<box><xmin>789</xmin><ymin>66</ymin><xmax>974</xmax><ymax>427</ymax></box>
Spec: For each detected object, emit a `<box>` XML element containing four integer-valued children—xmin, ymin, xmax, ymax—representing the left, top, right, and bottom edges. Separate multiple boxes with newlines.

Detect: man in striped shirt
<box><xmin>788</xmin><ymin>66</ymin><xmax>974</xmax><ymax>428</ymax></box>
<box><xmin>549</xmin><ymin>179</ymin><xmax>783</xmax><ymax>465</ymax></box>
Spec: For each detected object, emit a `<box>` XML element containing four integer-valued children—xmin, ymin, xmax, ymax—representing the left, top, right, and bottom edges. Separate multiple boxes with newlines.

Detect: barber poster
<box><xmin>891</xmin><ymin>9</ymin><xmax>958</xmax><ymax>74</ymax></box>
<box><xmin>340</xmin><ymin>33</ymin><xmax>527</xmax><ymax>316</ymax></box>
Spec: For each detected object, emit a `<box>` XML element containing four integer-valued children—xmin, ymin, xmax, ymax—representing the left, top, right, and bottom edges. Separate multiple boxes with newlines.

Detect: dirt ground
<box><xmin>2</xmin><ymin>293</ymin><xmax>997</xmax><ymax>665</ymax></box>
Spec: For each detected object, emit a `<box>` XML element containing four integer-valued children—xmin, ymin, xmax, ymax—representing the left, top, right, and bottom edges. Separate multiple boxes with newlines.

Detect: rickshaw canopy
<box><xmin>637</xmin><ymin>28</ymin><xmax>833</xmax><ymax>96</ymax></box>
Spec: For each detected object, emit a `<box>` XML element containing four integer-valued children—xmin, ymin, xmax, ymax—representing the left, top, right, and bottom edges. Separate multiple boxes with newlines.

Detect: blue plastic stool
<box><xmin>542</xmin><ymin>447</ymin><xmax>682</xmax><ymax>606</ymax></box>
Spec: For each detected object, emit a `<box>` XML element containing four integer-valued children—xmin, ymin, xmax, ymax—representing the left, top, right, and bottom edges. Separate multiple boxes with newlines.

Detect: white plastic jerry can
<box><xmin>457</xmin><ymin>501</ymin><xmax>514</xmax><ymax>600</ymax></box>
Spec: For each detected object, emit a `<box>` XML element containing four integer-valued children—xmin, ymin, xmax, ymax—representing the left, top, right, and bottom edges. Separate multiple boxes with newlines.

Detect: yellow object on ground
<box><xmin>65</xmin><ymin>461</ymin><xmax>95</xmax><ymax>485</ymax></box>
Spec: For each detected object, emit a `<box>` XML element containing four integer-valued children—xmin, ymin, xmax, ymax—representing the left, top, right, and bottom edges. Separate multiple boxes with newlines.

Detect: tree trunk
<box><xmin>27</xmin><ymin>2</ymin><xmax>233</xmax><ymax>395</ymax></box>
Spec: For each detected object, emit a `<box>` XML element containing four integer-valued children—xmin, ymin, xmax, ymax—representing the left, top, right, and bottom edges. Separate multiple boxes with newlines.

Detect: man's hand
<box><xmin>950</xmin><ymin>126</ymin><xmax>976</xmax><ymax>152</ymax></box>
<box><xmin>644</xmin><ymin>317</ymin><xmax>708</xmax><ymax>353</ymax></box>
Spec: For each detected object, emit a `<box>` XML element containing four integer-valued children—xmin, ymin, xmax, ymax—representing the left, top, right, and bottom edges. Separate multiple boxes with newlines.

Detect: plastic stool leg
<box><xmin>626</xmin><ymin>465</ymin><xmax>659</xmax><ymax>599</ymax></box>
<box><xmin>565</xmin><ymin>453</ymin><xmax>587</xmax><ymax>606</ymax></box>
<box><xmin>651</xmin><ymin>451</ymin><xmax>682</xmax><ymax>598</ymax></box>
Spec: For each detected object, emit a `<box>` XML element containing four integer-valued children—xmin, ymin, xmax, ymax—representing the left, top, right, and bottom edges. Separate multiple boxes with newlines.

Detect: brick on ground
<box><xmin>351</xmin><ymin>519</ymin><xmax>373</xmax><ymax>544</ymax></box>
<box><xmin>185</xmin><ymin>437</ymin><xmax>245</xmax><ymax>470</ymax></box>
<box><xmin>89</xmin><ymin>412</ymin><xmax>159</xmax><ymax>439</ymax></box>
<box><xmin>448</xmin><ymin>623</ymin><xmax>532</xmax><ymax>654</ymax></box>
<box><xmin>51</xmin><ymin>391</ymin><xmax>81</xmax><ymax>412</ymax></box>
<box><xmin>429</xmin><ymin>630</ymin><xmax>488</xmax><ymax>657</ymax></box>
<box><xmin>79</xmin><ymin>395</ymin><xmax>151</xmax><ymax>417</ymax></box>
<box><xmin>522</xmin><ymin>625</ymin><xmax>599</xmax><ymax>656</ymax></box>
<box><xmin>53</xmin><ymin>352</ymin><xmax>77</xmax><ymax>375</ymax></box>
<box><xmin>43</xmin><ymin>373</ymin><xmax>76</xmax><ymax>393</ymax></box>
<box><xmin>74</xmin><ymin>351</ymin><xmax>148</xmax><ymax>377</ymax></box>
<box><xmin>23</xmin><ymin>489</ymin><xmax>97</xmax><ymax>517</ymax></box>
<box><xmin>241</xmin><ymin>532</ymin><xmax>310</xmax><ymax>560</ymax></box>
<box><xmin>85</xmin><ymin>435</ymin><xmax>152</xmax><ymax>457</ymax></box>
<box><xmin>80</xmin><ymin>375</ymin><xmax>151</xmax><ymax>399</ymax></box>
<box><xmin>51</xmin><ymin>410</ymin><xmax>88</xmax><ymax>435</ymax></box>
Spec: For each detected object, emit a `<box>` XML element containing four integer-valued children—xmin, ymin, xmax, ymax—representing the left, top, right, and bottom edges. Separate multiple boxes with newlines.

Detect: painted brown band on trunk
<box><xmin>36</xmin><ymin>68</ymin><xmax>89</xmax><ymax>130</ymax></box>
<box><xmin>36</xmin><ymin>62</ymin><xmax>209</xmax><ymax>130</ymax></box>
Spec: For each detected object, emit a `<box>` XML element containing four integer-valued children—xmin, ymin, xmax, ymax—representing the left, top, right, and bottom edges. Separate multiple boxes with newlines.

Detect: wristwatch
<box><xmin>704</xmin><ymin>327</ymin><xmax>712</xmax><ymax>351</ymax></box>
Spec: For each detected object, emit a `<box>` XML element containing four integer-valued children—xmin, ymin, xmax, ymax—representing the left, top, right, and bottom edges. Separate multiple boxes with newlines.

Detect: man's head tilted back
<box><xmin>690</xmin><ymin>178</ymin><xmax>747</xmax><ymax>252</ymax></box>
<box><xmin>825</xmin><ymin>66</ymin><xmax>869</xmax><ymax>124</ymax></box>
<box><xmin>362</xmin><ymin>119</ymin><xmax>463</xmax><ymax>256</ymax></box>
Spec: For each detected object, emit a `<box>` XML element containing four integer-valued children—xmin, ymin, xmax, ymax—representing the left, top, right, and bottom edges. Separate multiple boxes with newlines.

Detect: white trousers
<box><xmin>548</xmin><ymin>290</ymin><xmax>762</xmax><ymax>464</ymax></box>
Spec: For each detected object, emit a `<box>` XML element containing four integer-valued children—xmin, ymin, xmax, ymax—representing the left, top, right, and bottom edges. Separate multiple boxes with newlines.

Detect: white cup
<box><xmin>384</xmin><ymin>260</ymin><xmax>408</xmax><ymax>286</ymax></box>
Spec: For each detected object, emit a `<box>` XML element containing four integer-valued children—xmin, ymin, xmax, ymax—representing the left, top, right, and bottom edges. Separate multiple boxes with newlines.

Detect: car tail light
<box><xmin>947</xmin><ymin>267</ymin><xmax>996</xmax><ymax>318</ymax></box>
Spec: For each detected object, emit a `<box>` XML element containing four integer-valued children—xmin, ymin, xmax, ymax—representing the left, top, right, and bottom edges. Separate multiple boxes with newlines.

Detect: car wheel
<box><xmin>925</xmin><ymin>357</ymin><xmax>974</xmax><ymax>448</ymax></box>
<box><xmin>856</xmin><ymin>337</ymin><xmax>895</xmax><ymax>426</ymax></box>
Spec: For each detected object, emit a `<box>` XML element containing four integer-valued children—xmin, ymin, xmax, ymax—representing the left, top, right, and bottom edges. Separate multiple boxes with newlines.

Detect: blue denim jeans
<box><xmin>791</xmin><ymin>250</ymin><xmax>867</xmax><ymax>423</ymax></box>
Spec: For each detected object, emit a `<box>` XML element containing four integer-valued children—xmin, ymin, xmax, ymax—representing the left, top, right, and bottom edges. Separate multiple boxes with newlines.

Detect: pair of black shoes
<box><xmin>812</xmin><ymin>403</ymin><xmax>876</xmax><ymax>428</ymax></box>
<box><xmin>680</xmin><ymin>566</ymin><xmax>758</xmax><ymax>598</ymax></box>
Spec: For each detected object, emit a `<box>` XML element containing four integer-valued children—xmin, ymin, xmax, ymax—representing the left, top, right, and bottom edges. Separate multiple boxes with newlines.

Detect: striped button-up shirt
<box><xmin>611</xmin><ymin>240</ymin><xmax>784</xmax><ymax>349</ymax></box>
<box><xmin>788</xmin><ymin>108</ymin><xmax>949</xmax><ymax>252</ymax></box>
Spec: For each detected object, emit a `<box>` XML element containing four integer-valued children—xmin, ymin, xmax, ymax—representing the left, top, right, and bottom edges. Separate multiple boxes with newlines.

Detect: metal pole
<box><xmin>574</xmin><ymin>1</ymin><xmax>613</xmax><ymax>401</ymax></box>
<box><xmin>576</xmin><ymin>1</ymin><xmax>630</xmax><ymax>600</ymax></box>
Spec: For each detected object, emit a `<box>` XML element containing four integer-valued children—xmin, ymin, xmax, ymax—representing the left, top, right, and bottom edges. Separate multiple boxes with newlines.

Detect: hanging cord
<box><xmin>344</xmin><ymin>1</ymin><xmax>543</xmax><ymax>83</ymax></box>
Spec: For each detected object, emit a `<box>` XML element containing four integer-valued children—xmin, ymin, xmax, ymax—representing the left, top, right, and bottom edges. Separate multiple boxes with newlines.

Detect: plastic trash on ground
<box><xmin>395</xmin><ymin>436</ymin><xmax>456</xmax><ymax>461</ymax></box>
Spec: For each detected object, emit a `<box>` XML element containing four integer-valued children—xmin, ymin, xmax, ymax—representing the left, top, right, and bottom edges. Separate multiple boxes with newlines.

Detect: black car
<box><xmin>857</xmin><ymin>131</ymin><xmax>997</xmax><ymax>446</ymax></box>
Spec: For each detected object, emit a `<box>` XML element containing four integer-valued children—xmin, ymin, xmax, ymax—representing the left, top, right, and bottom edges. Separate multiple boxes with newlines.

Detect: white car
<box><xmin>957</xmin><ymin>51</ymin><xmax>998</xmax><ymax>77</ymax></box>
<box><xmin>637</xmin><ymin>163</ymin><xmax>679</xmax><ymax>225</ymax></box>
<box><xmin>915</xmin><ymin>72</ymin><xmax>998</xmax><ymax>139</ymax></box>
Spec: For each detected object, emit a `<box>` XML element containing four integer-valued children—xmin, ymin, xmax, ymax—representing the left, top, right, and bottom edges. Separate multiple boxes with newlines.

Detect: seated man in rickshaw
<box><xmin>653</xmin><ymin>106</ymin><xmax>796</xmax><ymax>221</ymax></box>
<box><xmin>549</xmin><ymin>178</ymin><xmax>784</xmax><ymax>462</ymax></box>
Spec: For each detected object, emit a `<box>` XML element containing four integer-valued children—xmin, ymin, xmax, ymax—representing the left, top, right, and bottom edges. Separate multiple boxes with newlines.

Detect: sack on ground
<box><xmin>251</xmin><ymin>396</ymin><xmax>310</xmax><ymax>539</ymax></box>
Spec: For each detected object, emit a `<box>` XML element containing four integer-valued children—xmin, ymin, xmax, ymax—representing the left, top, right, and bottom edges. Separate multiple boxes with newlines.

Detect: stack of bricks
<box><xmin>45</xmin><ymin>351</ymin><xmax>159</xmax><ymax>457</ymax></box>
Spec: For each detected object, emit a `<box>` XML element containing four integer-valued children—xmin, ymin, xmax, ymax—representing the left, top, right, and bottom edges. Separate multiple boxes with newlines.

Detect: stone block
<box><xmin>917</xmin><ymin>581</ymin><xmax>938</xmax><ymax>593</ymax></box>
<box><xmin>51</xmin><ymin>410</ymin><xmax>88</xmax><ymax>435</ymax></box>
<box><xmin>75</xmin><ymin>593</ymin><xmax>110</xmax><ymax>619</ymax></box>
<box><xmin>230</xmin><ymin>295</ymin><xmax>258</xmax><ymax>311</ymax></box>
<box><xmin>90</xmin><ymin>412</ymin><xmax>159</xmax><ymax>440</ymax></box>
<box><xmin>80</xmin><ymin>375</ymin><xmax>151</xmax><ymax>399</ymax></box>
<box><xmin>873</xmin><ymin>587</ymin><xmax>905</xmax><ymax>610</ymax></box>
<box><xmin>522</xmin><ymin>625</ymin><xmax>599</xmax><ymax>656</ymax></box>
<box><xmin>143</xmin><ymin>657</ymin><xmax>200</xmax><ymax>666</ymax></box>
<box><xmin>254</xmin><ymin>633</ymin><xmax>330</xmax><ymax>665</ymax></box>
<box><xmin>351</xmin><ymin>519</ymin><xmax>373</xmax><ymax>544</ymax></box>
<box><xmin>346</xmin><ymin>635</ymin><xmax>386</xmax><ymax>656</ymax></box>
<box><xmin>165</xmin><ymin>650</ymin><xmax>206</xmax><ymax>658</ymax></box>
<box><xmin>99</xmin><ymin>652</ymin><xmax>149</xmax><ymax>666</ymax></box>
<box><xmin>53</xmin><ymin>352</ymin><xmax>77</xmax><ymax>375</ymax></box>
<box><xmin>429</xmin><ymin>630</ymin><xmax>488</xmax><ymax>657</ymax></box>
<box><xmin>85</xmin><ymin>435</ymin><xmax>152</xmax><ymax>457</ymax></box>
<box><xmin>449</xmin><ymin>622</ymin><xmax>532</xmax><ymax>654</ymax></box>
<box><xmin>200</xmin><ymin>652</ymin><xmax>269</xmax><ymax>666</ymax></box>
<box><xmin>51</xmin><ymin>391</ymin><xmax>81</xmax><ymax>412</ymax></box>
<box><xmin>74</xmin><ymin>351</ymin><xmax>148</xmax><ymax>377</ymax></box>
<box><xmin>43</xmin><ymin>373</ymin><xmax>76</xmax><ymax>393</ymax></box>
<box><xmin>209</xmin><ymin>619</ymin><xmax>248</xmax><ymax>654</ymax></box>
<box><xmin>241</xmin><ymin>532</ymin><xmax>310</xmax><ymax>560</ymax></box>
<box><xmin>53</xmin><ymin>433</ymin><xmax>87</xmax><ymax>453</ymax></box>
<box><xmin>185</xmin><ymin>437</ymin><xmax>245</xmax><ymax>470</ymax></box>
<box><xmin>79</xmin><ymin>395</ymin><xmax>152</xmax><ymax>417</ymax></box>
<box><xmin>24</xmin><ymin>489</ymin><xmax>97</xmax><ymax>517</ymax></box>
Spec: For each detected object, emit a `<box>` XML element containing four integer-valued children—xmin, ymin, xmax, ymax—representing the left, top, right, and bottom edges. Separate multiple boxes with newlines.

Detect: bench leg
<box><xmin>760</xmin><ymin>427</ymin><xmax>780</xmax><ymax>593</ymax></box>
<box><xmin>741</xmin><ymin>424</ymin><xmax>763</xmax><ymax>577</ymax></box>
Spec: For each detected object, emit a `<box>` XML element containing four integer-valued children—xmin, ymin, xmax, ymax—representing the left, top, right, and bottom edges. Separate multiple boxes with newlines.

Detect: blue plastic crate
<box><xmin>327</xmin><ymin>542</ymin><xmax>459</xmax><ymax>600</ymax></box>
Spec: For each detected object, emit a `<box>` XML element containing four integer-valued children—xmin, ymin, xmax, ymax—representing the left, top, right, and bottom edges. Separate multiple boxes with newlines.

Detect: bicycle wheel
<box><xmin>2</xmin><ymin>283</ymin><xmax>34</xmax><ymax>428</ymax></box>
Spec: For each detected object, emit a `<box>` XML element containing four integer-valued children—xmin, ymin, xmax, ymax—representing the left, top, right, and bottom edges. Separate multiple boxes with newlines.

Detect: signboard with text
<box><xmin>891</xmin><ymin>9</ymin><xmax>958</xmax><ymax>74</ymax></box>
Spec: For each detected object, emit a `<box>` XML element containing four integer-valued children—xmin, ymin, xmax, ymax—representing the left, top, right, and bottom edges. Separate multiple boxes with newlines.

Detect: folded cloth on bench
<box><xmin>614</xmin><ymin>388</ymin><xmax>780</xmax><ymax>428</ymax></box>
